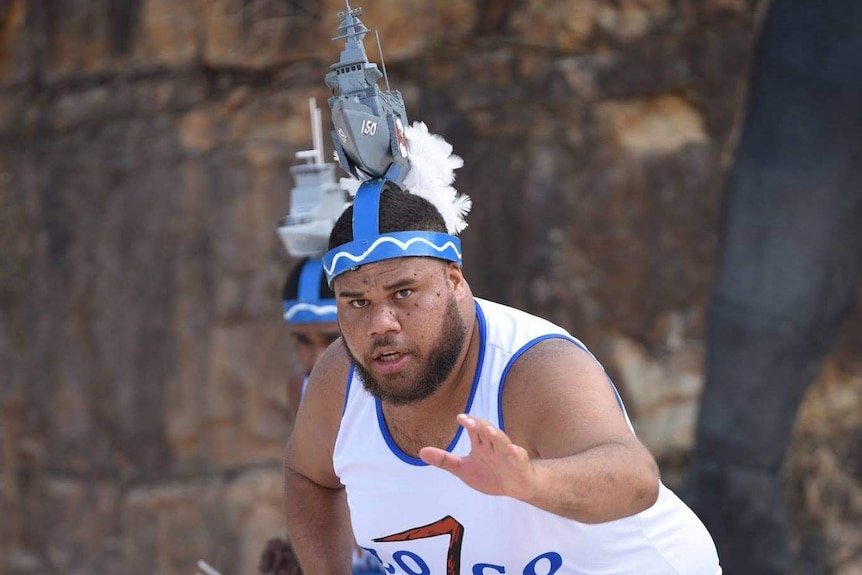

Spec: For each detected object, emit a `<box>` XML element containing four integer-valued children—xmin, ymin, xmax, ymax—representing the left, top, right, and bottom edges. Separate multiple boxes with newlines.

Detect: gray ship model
<box><xmin>326</xmin><ymin>1</ymin><xmax>411</xmax><ymax>185</ymax></box>
<box><xmin>277</xmin><ymin>98</ymin><xmax>347</xmax><ymax>257</ymax></box>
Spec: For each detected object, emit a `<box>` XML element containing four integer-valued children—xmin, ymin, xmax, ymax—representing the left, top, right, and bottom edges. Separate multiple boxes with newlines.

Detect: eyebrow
<box><xmin>383</xmin><ymin>278</ymin><xmax>416</xmax><ymax>291</ymax></box>
<box><xmin>336</xmin><ymin>277</ymin><xmax>417</xmax><ymax>299</ymax></box>
<box><xmin>336</xmin><ymin>289</ymin><xmax>364</xmax><ymax>299</ymax></box>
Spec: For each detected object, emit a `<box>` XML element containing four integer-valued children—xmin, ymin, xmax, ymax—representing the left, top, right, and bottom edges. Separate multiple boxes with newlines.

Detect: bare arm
<box><xmin>283</xmin><ymin>342</ymin><xmax>355</xmax><ymax>573</ymax></box>
<box><xmin>420</xmin><ymin>338</ymin><xmax>659</xmax><ymax>523</ymax></box>
<box><xmin>283</xmin><ymin>467</ymin><xmax>353</xmax><ymax>572</ymax></box>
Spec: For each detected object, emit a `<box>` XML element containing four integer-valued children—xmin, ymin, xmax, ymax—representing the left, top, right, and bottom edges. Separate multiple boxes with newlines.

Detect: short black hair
<box><xmin>282</xmin><ymin>257</ymin><xmax>335</xmax><ymax>301</ymax></box>
<box><xmin>328</xmin><ymin>184</ymin><xmax>447</xmax><ymax>250</ymax></box>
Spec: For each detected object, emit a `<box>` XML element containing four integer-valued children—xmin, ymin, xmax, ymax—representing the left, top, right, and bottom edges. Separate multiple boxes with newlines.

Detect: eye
<box><xmin>349</xmin><ymin>299</ymin><xmax>368</xmax><ymax>309</ymax></box>
<box><xmin>394</xmin><ymin>289</ymin><xmax>413</xmax><ymax>299</ymax></box>
<box><xmin>293</xmin><ymin>334</ymin><xmax>313</xmax><ymax>346</ymax></box>
<box><xmin>323</xmin><ymin>333</ymin><xmax>340</xmax><ymax>346</ymax></box>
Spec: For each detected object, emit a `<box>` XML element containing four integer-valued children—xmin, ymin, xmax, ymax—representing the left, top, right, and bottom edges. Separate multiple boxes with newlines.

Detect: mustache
<box><xmin>370</xmin><ymin>335</ymin><xmax>396</xmax><ymax>352</ymax></box>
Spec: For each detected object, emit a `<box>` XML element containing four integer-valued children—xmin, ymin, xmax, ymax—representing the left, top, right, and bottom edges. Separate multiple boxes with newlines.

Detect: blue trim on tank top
<box><xmin>343</xmin><ymin>363</ymin><xmax>355</xmax><ymax>416</ymax></box>
<box><xmin>497</xmin><ymin>335</ymin><xmax>626</xmax><ymax>432</ymax></box>
<box><xmin>375</xmin><ymin>301</ymin><xmax>488</xmax><ymax>466</ymax></box>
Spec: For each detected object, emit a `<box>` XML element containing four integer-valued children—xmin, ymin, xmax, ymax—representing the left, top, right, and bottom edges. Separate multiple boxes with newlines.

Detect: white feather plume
<box><xmin>402</xmin><ymin>122</ymin><xmax>471</xmax><ymax>234</ymax></box>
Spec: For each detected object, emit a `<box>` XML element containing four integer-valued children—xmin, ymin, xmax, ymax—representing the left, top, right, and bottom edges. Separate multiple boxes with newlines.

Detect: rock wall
<box><xmin>0</xmin><ymin>1</ymin><xmax>859</xmax><ymax>573</ymax></box>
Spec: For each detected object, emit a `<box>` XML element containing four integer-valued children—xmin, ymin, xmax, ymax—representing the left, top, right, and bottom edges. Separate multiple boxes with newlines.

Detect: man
<box><xmin>261</xmin><ymin>258</ymin><xmax>340</xmax><ymax>575</ymax></box>
<box><xmin>282</xmin><ymin>257</ymin><xmax>340</xmax><ymax>420</ymax></box>
<box><xmin>283</xmin><ymin>179</ymin><xmax>720</xmax><ymax>574</ymax></box>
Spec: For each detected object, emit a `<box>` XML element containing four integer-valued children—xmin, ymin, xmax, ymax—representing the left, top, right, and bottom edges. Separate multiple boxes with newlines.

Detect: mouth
<box><xmin>371</xmin><ymin>348</ymin><xmax>411</xmax><ymax>374</ymax></box>
<box><xmin>376</xmin><ymin>350</ymin><xmax>402</xmax><ymax>363</ymax></box>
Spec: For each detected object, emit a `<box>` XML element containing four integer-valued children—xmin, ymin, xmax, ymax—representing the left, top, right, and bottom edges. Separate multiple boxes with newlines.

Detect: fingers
<box><xmin>456</xmin><ymin>413</ymin><xmax>485</xmax><ymax>449</ymax></box>
<box><xmin>426</xmin><ymin>415</ymin><xmax>537</xmax><ymax>499</ymax></box>
<box><xmin>421</xmin><ymin>414</ymin><xmax>515</xmax><ymax>473</ymax></box>
<box><xmin>456</xmin><ymin>414</ymin><xmax>513</xmax><ymax>456</ymax></box>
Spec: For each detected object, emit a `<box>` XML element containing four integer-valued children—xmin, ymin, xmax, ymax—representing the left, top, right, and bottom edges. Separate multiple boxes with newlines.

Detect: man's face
<box><xmin>334</xmin><ymin>258</ymin><xmax>468</xmax><ymax>405</ymax></box>
<box><xmin>288</xmin><ymin>322</ymin><xmax>340</xmax><ymax>375</ymax></box>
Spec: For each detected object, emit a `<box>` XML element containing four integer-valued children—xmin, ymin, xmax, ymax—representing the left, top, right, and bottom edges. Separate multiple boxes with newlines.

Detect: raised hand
<box><xmin>419</xmin><ymin>414</ymin><xmax>539</xmax><ymax>502</ymax></box>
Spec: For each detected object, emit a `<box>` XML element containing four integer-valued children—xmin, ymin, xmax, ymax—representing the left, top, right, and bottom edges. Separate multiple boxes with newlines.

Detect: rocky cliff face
<box><xmin>0</xmin><ymin>1</ymin><xmax>859</xmax><ymax>574</ymax></box>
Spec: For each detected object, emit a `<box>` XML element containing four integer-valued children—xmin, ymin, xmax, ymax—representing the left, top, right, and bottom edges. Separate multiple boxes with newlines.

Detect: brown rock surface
<box><xmin>0</xmin><ymin>1</ymin><xmax>860</xmax><ymax>573</ymax></box>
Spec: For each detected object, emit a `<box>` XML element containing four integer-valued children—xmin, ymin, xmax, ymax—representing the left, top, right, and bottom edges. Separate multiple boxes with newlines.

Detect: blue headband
<box><xmin>283</xmin><ymin>259</ymin><xmax>338</xmax><ymax>324</ymax></box>
<box><xmin>322</xmin><ymin>179</ymin><xmax>462</xmax><ymax>283</ymax></box>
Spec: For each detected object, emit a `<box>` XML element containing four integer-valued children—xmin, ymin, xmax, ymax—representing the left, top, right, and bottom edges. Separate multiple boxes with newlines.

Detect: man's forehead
<box><xmin>334</xmin><ymin>257</ymin><xmax>444</xmax><ymax>291</ymax></box>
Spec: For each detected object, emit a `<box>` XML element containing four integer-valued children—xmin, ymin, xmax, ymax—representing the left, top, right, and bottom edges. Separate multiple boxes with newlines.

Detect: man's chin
<box><xmin>358</xmin><ymin>376</ymin><xmax>432</xmax><ymax>406</ymax></box>
<box><xmin>362</xmin><ymin>376</ymin><xmax>410</xmax><ymax>399</ymax></box>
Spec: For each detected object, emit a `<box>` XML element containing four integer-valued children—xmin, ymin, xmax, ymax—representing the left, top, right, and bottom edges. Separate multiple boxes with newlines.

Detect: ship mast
<box><xmin>295</xmin><ymin>98</ymin><xmax>325</xmax><ymax>166</ymax></box>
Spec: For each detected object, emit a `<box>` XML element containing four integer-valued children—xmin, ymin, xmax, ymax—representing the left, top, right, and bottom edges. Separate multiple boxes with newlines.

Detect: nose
<box><xmin>367</xmin><ymin>303</ymin><xmax>401</xmax><ymax>337</ymax></box>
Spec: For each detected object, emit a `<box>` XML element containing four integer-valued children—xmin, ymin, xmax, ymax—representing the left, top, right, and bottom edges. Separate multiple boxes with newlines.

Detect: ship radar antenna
<box><xmin>295</xmin><ymin>97</ymin><xmax>325</xmax><ymax>165</ymax></box>
<box><xmin>338</xmin><ymin>0</ymin><xmax>361</xmax><ymax>21</ymax></box>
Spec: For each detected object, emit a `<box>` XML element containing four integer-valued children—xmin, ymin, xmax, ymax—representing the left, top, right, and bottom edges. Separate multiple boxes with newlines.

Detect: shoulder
<box><xmin>477</xmin><ymin>298</ymin><xmax>572</xmax><ymax>346</ymax></box>
<box><xmin>286</xmin><ymin>373</ymin><xmax>305</xmax><ymax>419</ymax></box>
<box><xmin>503</xmin><ymin>337</ymin><xmax>604</xmax><ymax>407</ymax></box>
<box><xmin>305</xmin><ymin>339</ymin><xmax>352</xmax><ymax>405</ymax></box>
<box><xmin>284</xmin><ymin>338</ymin><xmax>352</xmax><ymax>487</ymax></box>
<box><xmin>501</xmin><ymin>337</ymin><xmax>634</xmax><ymax>458</ymax></box>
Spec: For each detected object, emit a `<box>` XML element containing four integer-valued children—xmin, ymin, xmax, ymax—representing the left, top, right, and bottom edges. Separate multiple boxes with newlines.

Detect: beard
<box><xmin>344</xmin><ymin>293</ymin><xmax>468</xmax><ymax>406</ymax></box>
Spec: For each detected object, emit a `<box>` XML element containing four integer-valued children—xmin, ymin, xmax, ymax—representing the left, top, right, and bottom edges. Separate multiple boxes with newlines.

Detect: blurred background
<box><xmin>0</xmin><ymin>0</ymin><xmax>860</xmax><ymax>574</ymax></box>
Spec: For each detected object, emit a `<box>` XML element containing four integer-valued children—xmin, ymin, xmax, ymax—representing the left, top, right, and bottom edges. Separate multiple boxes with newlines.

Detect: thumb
<box><xmin>419</xmin><ymin>447</ymin><xmax>463</xmax><ymax>473</ymax></box>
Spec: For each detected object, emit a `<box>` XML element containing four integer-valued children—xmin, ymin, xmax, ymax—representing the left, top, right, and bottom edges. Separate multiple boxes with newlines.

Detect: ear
<box><xmin>445</xmin><ymin>262</ymin><xmax>466</xmax><ymax>295</ymax></box>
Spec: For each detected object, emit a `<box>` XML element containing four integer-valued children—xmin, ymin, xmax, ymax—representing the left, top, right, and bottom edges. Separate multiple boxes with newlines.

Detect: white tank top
<box><xmin>333</xmin><ymin>298</ymin><xmax>719</xmax><ymax>575</ymax></box>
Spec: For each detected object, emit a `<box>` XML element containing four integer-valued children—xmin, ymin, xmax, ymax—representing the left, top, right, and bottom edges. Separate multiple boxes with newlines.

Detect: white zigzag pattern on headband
<box><xmin>324</xmin><ymin>235</ymin><xmax>462</xmax><ymax>277</ymax></box>
<box><xmin>284</xmin><ymin>303</ymin><xmax>338</xmax><ymax>321</ymax></box>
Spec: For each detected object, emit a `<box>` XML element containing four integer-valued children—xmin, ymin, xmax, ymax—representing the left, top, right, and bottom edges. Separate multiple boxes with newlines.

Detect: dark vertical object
<box><xmin>107</xmin><ymin>0</ymin><xmax>143</xmax><ymax>55</ymax></box>
<box><xmin>683</xmin><ymin>0</ymin><xmax>862</xmax><ymax>573</ymax></box>
<box><xmin>473</xmin><ymin>0</ymin><xmax>521</xmax><ymax>36</ymax></box>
